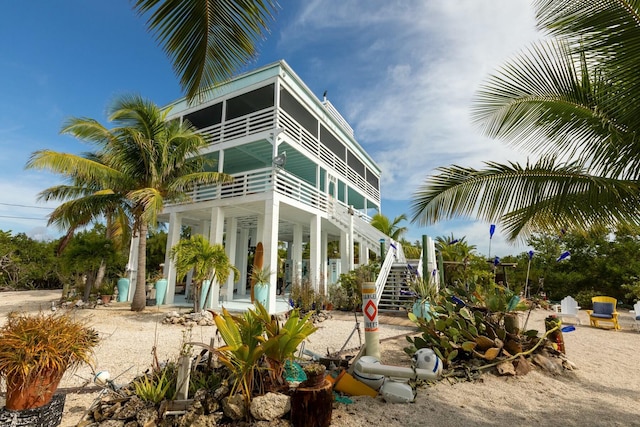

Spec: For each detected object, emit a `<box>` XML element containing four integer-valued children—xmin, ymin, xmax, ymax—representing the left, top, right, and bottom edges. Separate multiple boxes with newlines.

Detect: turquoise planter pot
<box><xmin>116</xmin><ymin>278</ymin><xmax>130</xmax><ymax>302</ymax></box>
<box><xmin>200</xmin><ymin>280</ymin><xmax>211</xmax><ymax>308</ymax></box>
<box><xmin>412</xmin><ymin>300</ymin><xmax>433</xmax><ymax>321</ymax></box>
<box><xmin>155</xmin><ymin>279</ymin><xmax>168</xmax><ymax>306</ymax></box>
<box><xmin>254</xmin><ymin>283</ymin><xmax>268</xmax><ymax>308</ymax></box>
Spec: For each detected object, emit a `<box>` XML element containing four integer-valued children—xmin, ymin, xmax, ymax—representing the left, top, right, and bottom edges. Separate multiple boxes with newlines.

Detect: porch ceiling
<box><xmin>160</xmin><ymin>201</ymin><xmax>342</xmax><ymax>243</ymax></box>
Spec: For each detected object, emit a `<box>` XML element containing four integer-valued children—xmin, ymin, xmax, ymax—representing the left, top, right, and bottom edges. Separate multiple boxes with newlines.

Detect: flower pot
<box><xmin>200</xmin><ymin>280</ymin><xmax>211</xmax><ymax>308</ymax></box>
<box><xmin>412</xmin><ymin>300</ymin><xmax>433</xmax><ymax>320</ymax></box>
<box><xmin>254</xmin><ymin>282</ymin><xmax>268</xmax><ymax>308</ymax></box>
<box><xmin>155</xmin><ymin>279</ymin><xmax>168</xmax><ymax>305</ymax></box>
<box><xmin>5</xmin><ymin>372</ymin><xmax>63</xmax><ymax>410</ymax></box>
<box><xmin>100</xmin><ymin>295</ymin><xmax>112</xmax><ymax>305</ymax></box>
<box><xmin>116</xmin><ymin>278</ymin><xmax>130</xmax><ymax>302</ymax></box>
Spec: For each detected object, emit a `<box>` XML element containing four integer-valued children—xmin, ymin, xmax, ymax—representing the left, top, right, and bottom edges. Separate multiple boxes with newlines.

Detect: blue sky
<box><xmin>1</xmin><ymin>0</ymin><xmax>542</xmax><ymax>257</ymax></box>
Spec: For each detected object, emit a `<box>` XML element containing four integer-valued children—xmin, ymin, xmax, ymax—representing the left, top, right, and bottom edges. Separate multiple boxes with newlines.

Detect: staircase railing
<box><xmin>375</xmin><ymin>239</ymin><xmax>405</xmax><ymax>304</ymax></box>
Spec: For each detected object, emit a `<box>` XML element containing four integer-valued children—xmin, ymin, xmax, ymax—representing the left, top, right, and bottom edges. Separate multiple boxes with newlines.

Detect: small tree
<box><xmin>170</xmin><ymin>235</ymin><xmax>239</xmax><ymax>311</ymax></box>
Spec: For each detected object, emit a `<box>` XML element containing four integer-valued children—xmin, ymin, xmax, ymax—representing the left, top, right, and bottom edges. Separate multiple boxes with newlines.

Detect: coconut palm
<box><xmin>170</xmin><ymin>234</ymin><xmax>239</xmax><ymax>311</ymax></box>
<box><xmin>370</xmin><ymin>213</ymin><xmax>408</xmax><ymax>241</ymax></box>
<box><xmin>26</xmin><ymin>95</ymin><xmax>232</xmax><ymax>311</ymax></box>
<box><xmin>133</xmin><ymin>0</ymin><xmax>277</xmax><ymax>101</ymax></box>
<box><xmin>411</xmin><ymin>1</ymin><xmax>640</xmax><ymax>242</ymax></box>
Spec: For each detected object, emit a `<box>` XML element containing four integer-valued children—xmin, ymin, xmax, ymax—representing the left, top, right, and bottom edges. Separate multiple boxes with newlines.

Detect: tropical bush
<box><xmin>211</xmin><ymin>303</ymin><xmax>317</xmax><ymax>404</ymax></box>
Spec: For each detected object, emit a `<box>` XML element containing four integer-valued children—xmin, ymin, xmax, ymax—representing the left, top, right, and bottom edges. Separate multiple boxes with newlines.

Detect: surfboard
<box><xmin>250</xmin><ymin>241</ymin><xmax>264</xmax><ymax>302</ymax></box>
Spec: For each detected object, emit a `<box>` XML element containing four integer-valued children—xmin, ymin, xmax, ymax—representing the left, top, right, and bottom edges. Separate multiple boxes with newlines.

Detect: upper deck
<box><xmin>165</xmin><ymin>60</ymin><xmax>381</xmax><ymax>211</ymax></box>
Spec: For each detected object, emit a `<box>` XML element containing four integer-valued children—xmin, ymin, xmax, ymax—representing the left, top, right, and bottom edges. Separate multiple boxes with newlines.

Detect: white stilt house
<box><xmin>158</xmin><ymin>60</ymin><xmax>394</xmax><ymax>313</ymax></box>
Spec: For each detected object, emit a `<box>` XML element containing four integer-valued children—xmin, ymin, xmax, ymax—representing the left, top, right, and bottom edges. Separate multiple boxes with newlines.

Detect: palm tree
<box><xmin>133</xmin><ymin>0</ymin><xmax>277</xmax><ymax>101</ymax></box>
<box><xmin>370</xmin><ymin>213</ymin><xmax>408</xmax><ymax>241</ymax></box>
<box><xmin>26</xmin><ymin>95</ymin><xmax>232</xmax><ymax>311</ymax></box>
<box><xmin>435</xmin><ymin>234</ymin><xmax>477</xmax><ymax>287</ymax></box>
<box><xmin>170</xmin><ymin>234</ymin><xmax>239</xmax><ymax>312</ymax></box>
<box><xmin>411</xmin><ymin>1</ymin><xmax>640</xmax><ymax>242</ymax></box>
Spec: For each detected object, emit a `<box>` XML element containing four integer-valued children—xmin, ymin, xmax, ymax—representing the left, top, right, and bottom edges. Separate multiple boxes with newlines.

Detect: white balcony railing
<box><xmin>188</xmin><ymin>105</ymin><xmax>380</xmax><ymax>206</ymax></box>
<box><xmin>198</xmin><ymin>107</ymin><xmax>275</xmax><ymax>145</ymax></box>
<box><xmin>178</xmin><ymin>167</ymin><xmax>329</xmax><ymax>213</ymax></box>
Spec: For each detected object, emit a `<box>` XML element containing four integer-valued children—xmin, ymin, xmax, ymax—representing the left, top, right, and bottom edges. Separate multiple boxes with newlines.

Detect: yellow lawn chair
<box><xmin>585</xmin><ymin>296</ymin><xmax>620</xmax><ymax>330</ymax></box>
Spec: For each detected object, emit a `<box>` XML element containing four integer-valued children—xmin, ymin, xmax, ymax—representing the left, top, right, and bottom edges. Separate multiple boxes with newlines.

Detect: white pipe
<box><xmin>358</xmin><ymin>362</ymin><xmax>440</xmax><ymax>381</ymax></box>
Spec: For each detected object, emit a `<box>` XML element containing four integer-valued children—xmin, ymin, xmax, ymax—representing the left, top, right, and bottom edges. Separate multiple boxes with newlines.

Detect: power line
<box><xmin>0</xmin><ymin>202</ymin><xmax>54</xmax><ymax>210</ymax></box>
<box><xmin>0</xmin><ymin>215</ymin><xmax>47</xmax><ymax>220</ymax></box>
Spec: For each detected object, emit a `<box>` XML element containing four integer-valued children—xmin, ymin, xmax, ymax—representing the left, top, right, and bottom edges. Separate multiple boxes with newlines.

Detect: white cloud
<box><xmin>279</xmin><ymin>0</ymin><xmax>542</xmax><ymax>254</ymax></box>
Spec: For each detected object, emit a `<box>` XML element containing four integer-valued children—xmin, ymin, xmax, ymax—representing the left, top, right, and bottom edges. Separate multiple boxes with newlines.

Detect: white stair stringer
<box><xmin>329</xmin><ymin>202</ymin><xmax>391</xmax><ymax>253</ymax></box>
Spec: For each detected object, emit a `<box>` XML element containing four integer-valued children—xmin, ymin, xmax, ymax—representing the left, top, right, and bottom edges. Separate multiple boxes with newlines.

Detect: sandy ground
<box><xmin>1</xmin><ymin>290</ymin><xmax>640</xmax><ymax>426</ymax></box>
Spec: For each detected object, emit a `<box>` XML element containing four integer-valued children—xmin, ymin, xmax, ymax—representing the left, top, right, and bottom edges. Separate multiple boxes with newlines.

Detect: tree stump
<box><xmin>290</xmin><ymin>379</ymin><xmax>333</xmax><ymax>427</ymax></box>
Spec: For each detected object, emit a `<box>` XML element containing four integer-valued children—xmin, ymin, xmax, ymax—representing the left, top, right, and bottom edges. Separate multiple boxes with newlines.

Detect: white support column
<box><xmin>359</xmin><ymin>240</ymin><xmax>369</xmax><ymax>266</ymax></box>
<box><xmin>262</xmin><ymin>196</ymin><xmax>280</xmax><ymax>314</ymax></box>
<box><xmin>164</xmin><ymin>212</ymin><xmax>182</xmax><ymax>305</ymax></box>
<box><xmin>201</xmin><ymin>221</ymin><xmax>211</xmax><ymax>241</ymax></box>
<box><xmin>209</xmin><ymin>207</ymin><xmax>224</xmax><ymax>244</ymax></box>
<box><xmin>225</xmin><ymin>217</ymin><xmax>238</xmax><ymax>304</ymax></box>
<box><xmin>238</xmin><ymin>228</ymin><xmax>250</xmax><ymax>296</ymax></box>
<box><xmin>125</xmin><ymin>234</ymin><xmax>140</xmax><ymax>302</ymax></box>
<box><xmin>340</xmin><ymin>229</ymin><xmax>350</xmax><ymax>275</ymax></box>
<box><xmin>292</xmin><ymin>223</ymin><xmax>303</xmax><ymax>285</ymax></box>
<box><xmin>310</xmin><ymin>214</ymin><xmax>321</xmax><ymax>292</ymax></box>
<box><xmin>321</xmin><ymin>230</ymin><xmax>328</xmax><ymax>290</ymax></box>
<box><xmin>348</xmin><ymin>207</ymin><xmax>355</xmax><ymax>271</ymax></box>
<box><xmin>205</xmin><ymin>207</ymin><xmax>225</xmax><ymax>309</ymax></box>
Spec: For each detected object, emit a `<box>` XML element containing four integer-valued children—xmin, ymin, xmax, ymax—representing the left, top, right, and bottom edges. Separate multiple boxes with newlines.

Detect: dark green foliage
<box><xmin>332</xmin><ymin>263</ymin><xmax>380</xmax><ymax>311</ymax></box>
<box><xmin>146</xmin><ymin>229</ymin><xmax>167</xmax><ymax>275</ymax></box>
<box><xmin>525</xmin><ymin>227</ymin><xmax>640</xmax><ymax>303</ymax></box>
<box><xmin>0</xmin><ymin>231</ymin><xmax>62</xmax><ymax>290</ymax></box>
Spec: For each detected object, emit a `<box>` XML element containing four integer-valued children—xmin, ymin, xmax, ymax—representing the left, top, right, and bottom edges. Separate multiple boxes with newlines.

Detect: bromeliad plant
<box><xmin>212</xmin><ymin>303</ymin><xmax>317</xmax><ymax>405</ymax></box>
<box><xmin>0</xmin><ymin>311</ymin><xmax>100</xmax><ymax>410</ymax></box>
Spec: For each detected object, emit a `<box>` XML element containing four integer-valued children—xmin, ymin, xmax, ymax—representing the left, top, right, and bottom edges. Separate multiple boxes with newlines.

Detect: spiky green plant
<box><xmin>133</xmin><ymin>368</ymin><xmax>174</xmax><ymax>404</ymax></box>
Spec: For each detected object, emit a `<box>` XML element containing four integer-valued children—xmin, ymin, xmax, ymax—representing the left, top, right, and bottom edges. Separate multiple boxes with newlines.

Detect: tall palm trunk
<box><xmin>131</xmin><ymin>222</ymin><xmax>148</xmax><ymax>311</ymax></box>
<box><xmin>95</xmin><ymin>258</ymin><xmax>106</xmax><ymax>289</ymax></box>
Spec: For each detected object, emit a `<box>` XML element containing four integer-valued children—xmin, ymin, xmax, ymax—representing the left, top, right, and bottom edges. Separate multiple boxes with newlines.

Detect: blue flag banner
<box><xmin>528</xmin><ymin>250</ymin><xmax>534</xmax><ymax>260</ymax></box>
<box><xmin>489</xmin><ymin>224</ymin><xmax>496</xmax><ymax>239</ymax></box>
<box><xmin>556</xmin><ymin>251</ymin><xmax>571</xmax><ymax>262</ymax></box>
<box><xmin>494</xmin><ymin>256</ymin><xmax>500</xmax><ymax>266</ymax></box>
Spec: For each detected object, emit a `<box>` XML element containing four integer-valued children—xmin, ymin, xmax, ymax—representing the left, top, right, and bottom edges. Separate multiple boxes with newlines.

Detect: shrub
<box><xmin>574</xmin><ymin>289</ymin><xmax>600</xmax><ymax>309</ymax></box>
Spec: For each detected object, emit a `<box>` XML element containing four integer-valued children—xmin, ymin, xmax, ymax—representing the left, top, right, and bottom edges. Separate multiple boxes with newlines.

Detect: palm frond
<box><xmin>411</xmin><ymin>157</ymin><xmax>640</xmax><ymax>241</ymax></box>
<box><xmin>133</xmin><ymin>0</ymin><xmax>277</xmax><ymax>101</ymax></box>
<box><xmin>533</xmin><ymin>0</ymin><xmax>640</xmax><ymax>131</ymax></box>
<box><xmin>473</xmin><ymin>38</ymin><xmax>637</xmax><ymax>178</ymax></box>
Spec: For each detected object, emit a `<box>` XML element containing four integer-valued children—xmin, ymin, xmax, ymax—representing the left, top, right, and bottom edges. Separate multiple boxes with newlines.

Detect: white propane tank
<box><xmin>380</xmin><ymin>378</ymin><xmax>415</xmax><ymax>403</ymax></box>
<box><xmin>352</xmin><ymin>356</ymin><xmax>385</xmax><ymax>390</ymax></box>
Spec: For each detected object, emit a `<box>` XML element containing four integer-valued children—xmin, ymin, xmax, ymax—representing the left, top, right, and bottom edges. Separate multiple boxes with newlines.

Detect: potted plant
<box><xmin>408</xmin><ymin>275</ymin><xmax>439</xmax><ymax>320</ymax></box>
<box><xmin>251</xmin><ymin>265</ymin><xmax>272</xmax><ymax>308</ymax></box>
<box><xmin>116</xmin><ymin>271</ymin><xmax>130</xmax><ymax>302</ymax></box>
<box><xmin>302</xmin><ymin>362</ymin><xmax>327</xmax><ymax>388</ymax></box>
<box><xmin>97</xmin><ymin>281</ymin><xmax>115</xmax><ymax>304</ymax></box>
<box><xmin>170</xmin><ymin>235</ymin><xmax>239</xmax><ymax>311</ymax></box>
<box><xmin>0</xmin><ymin>311</ymin><xmax>99</xmax><ymax>412</ymax></box>
<box><xmin>150</xmin><ymin>269</ymin><xmax>168</xmax><ymax>306</ymax></box>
